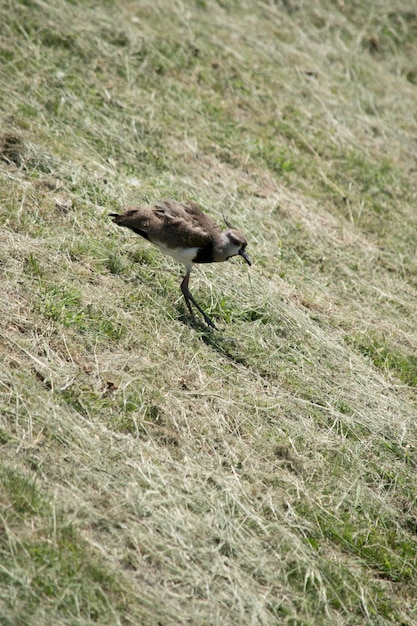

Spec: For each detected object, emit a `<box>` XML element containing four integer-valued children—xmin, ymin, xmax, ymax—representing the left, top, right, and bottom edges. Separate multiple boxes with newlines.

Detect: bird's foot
<box><xmin>183</xmin><ymin>299</ymin><xmax>217</xmax><ymax>330</ymax></box>
<box><xmin>201</xmin><ymin>312</ymin><xmax>217</xmax><ymax>330</ymax></box>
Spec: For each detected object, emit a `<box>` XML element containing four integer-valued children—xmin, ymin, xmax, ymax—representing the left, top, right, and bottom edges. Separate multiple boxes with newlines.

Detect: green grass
<box><xmin>351</xmin><ymin>333</ymin><xmax>417</xmax><ymax>388</ymax></box>
<box><xmin>0</xmin><ymin>465</ymin><xmax>128</xmax><ymax>625</ymax></box>
<box><xmin>1</xmin><ymin>0</ymin><xmax>417</xmax><ymax>624</ymax></box>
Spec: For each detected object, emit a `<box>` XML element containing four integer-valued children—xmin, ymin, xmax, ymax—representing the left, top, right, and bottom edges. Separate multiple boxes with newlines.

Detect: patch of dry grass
<box><xmin>1</xmin><ymin>0</ymin><xmax>417</xmax><ymax>624</ymax></box>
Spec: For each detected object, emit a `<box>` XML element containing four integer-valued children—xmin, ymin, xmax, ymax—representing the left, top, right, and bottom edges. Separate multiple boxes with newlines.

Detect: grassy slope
<box><xmin>1</xmin><ymin>0</ymin><xmax>417</xmax><ymax>624</ymax></box>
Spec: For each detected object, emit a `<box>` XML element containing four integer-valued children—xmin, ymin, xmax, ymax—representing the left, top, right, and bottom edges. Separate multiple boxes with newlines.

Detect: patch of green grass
<box><xmin>59</xmin><ymin>384</ymin><xmax>113</xmax><ymax>418</ymax></box>
<box><xmin>38</xmin><ymin>284</ymin><xmax>84</xmax><ymax>325</ymax></box>
<box><xmin>309</xmin><ymin>502</ymin><xmax>417</xmax><ymax>584</ymax></box>
<box><xmin>24</xmin><ymin>253</ymin><xmax>44</xmax><ymax>277</ymax></box>
<box><xmin>253</xmin><ymin>139</ymin><xmax>296</xmax><ymax>174</ymax></box>
<box><xmin>1</xmin><ymin>466</ymin><xmax>46</xmax><ymax>515</ymax></box>
<box><xmin>33</xmin><ymin>283</ymin><xmax>127</xmax><ymax>340</ymax></box>
<box><xmin>349</xmin><ymin>334</ymin><xmax>417</xmax><ymax>388</ymax></box>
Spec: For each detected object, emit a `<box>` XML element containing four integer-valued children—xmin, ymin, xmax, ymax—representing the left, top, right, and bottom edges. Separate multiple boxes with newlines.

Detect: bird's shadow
<box><xmin>178</xmin><ymin>310</ymin><xmax>249</xmax><ymax>367</ymax></box>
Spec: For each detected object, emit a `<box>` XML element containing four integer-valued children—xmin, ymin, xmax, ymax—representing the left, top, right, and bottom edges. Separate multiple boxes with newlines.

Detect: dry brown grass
<box><xmin>1</xmin><ymin>0</ymin><xmax>417</xmax><ymax>624</ymax></box>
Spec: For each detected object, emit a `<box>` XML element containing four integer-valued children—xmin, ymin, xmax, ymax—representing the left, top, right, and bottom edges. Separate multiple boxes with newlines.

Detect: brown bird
<box><xmin>110</xmin><ymin>199</ymin><xmax>251</xmax><ymax>329</ymax></box>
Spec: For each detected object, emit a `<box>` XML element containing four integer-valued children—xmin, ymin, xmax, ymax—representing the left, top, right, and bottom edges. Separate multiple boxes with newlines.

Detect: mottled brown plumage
<box><xmin>110</xmin><ymin>199</ymin><xmax>251</xmax><ymax>328</ymax></box>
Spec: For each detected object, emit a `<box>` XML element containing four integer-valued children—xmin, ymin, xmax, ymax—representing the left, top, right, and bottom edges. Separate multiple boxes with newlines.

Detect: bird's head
<box><xmin>225</xmin><ymin>229</ymin><xmax>252</xmax><ymax>266</ymax></box>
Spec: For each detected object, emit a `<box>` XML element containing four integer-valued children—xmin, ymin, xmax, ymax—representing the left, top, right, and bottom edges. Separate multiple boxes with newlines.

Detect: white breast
<box><xmin>157</xmin><ymin>243</ymin><xmax>200</xmax><ymax>267</ymax></box>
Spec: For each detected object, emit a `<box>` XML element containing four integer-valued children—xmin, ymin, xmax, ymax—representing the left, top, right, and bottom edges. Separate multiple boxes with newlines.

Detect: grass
<box><xmin>0</xmin><ymin>464</ymin><xmax>128</xmax><ymax>625</ymax></box>
<box><xmin>1</xmin><ymin>0</ymin><xmax>417</xmax><ymax>624</ymax></box>
<box><xmin>350</xmin><ymin>333</ymin><xmax>417</xmax><ymax>388</ymax></box>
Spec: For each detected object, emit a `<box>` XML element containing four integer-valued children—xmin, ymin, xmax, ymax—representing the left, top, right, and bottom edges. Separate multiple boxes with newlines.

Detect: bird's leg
<box><xmin>180</xmin><ymin>270</ymin><xmax>217</xmax><ymax>330</ymax></box>
<box><xmin>180</xmin><ymin>271</ymin><xmax>194</xmax><ymax>318</ymax></box>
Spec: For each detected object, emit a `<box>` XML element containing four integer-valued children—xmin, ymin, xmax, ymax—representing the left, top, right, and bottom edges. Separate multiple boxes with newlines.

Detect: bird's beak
<box><xmin>239</xmin><ymin>249</ymin><xmax>252</xmax><ymax>266</ymax></box>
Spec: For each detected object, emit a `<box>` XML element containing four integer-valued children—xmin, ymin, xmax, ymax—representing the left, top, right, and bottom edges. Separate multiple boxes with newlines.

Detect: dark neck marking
<box><xmin>193</xmin><ymin>242</ymin><xmax>215</xmax><ymax>264</ymax></box>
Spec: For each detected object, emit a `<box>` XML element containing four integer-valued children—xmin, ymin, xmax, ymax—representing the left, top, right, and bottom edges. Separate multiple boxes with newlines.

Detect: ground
<box><xmin>1</xmin><ymin>0</ymin><xmax>417</xmax><ymax>624</ymax></box>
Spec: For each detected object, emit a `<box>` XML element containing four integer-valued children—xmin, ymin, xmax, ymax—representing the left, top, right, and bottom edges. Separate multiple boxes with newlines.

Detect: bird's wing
<box><xmin>150</xmin><ymin>200</ymin><xmax>221</xmax><ymax>248</ymax></box>
<box><xmin>114</xmin><ymin>200</ymin><xmax>220</xmax><ymax>249</ymax></box>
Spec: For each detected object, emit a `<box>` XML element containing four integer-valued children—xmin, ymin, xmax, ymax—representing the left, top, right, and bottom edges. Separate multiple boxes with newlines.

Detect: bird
<box><xmin>110</xmin><ymin>199</ymin><xmax>251</xmax><ymax>329</ymax></box>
